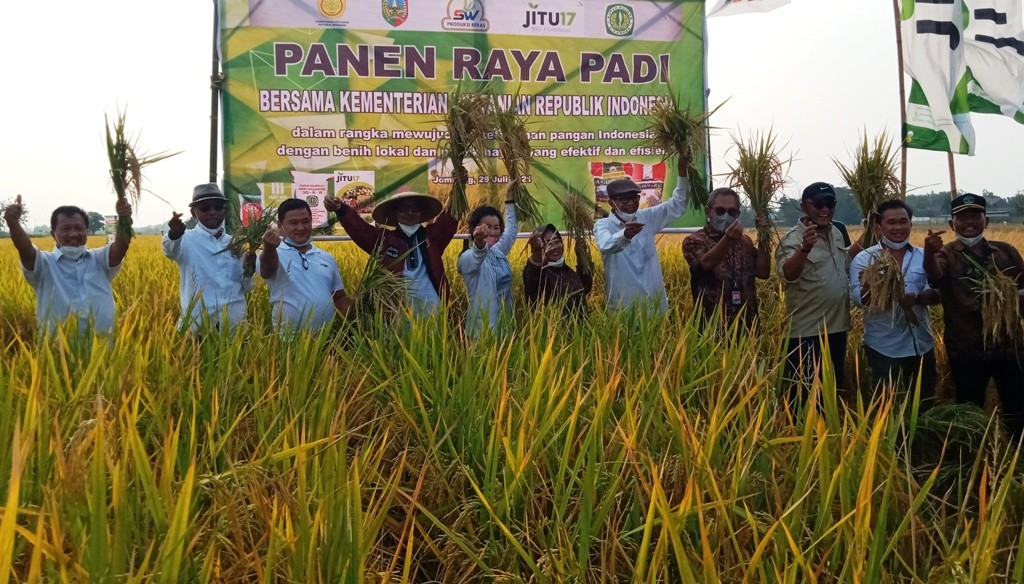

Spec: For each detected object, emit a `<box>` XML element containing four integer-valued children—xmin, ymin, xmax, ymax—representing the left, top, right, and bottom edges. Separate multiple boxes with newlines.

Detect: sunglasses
<box><xmin>197</xmin><ymin>201</ymin><xmax>226</xmax><ymax>213</ymax></box>
<box><xmin>712</xmin><ymin>206</ymin><xmax>741</xmax><ymax>218</ymax></box>
<box><xmin>811</xmin><ymin>198</ymin><xmax>837</xmax><ymax>210</ymax></box>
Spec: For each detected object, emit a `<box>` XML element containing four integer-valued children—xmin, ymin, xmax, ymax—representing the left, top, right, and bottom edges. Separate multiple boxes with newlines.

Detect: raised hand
<box><xmin>623</xmin><ymin>221</ymin><xmax>645</xmax><ymax>239</ymax></box>
<box><xmin>3</xmin><ymin>194</ymin><xmax>23</xmax><ymax>224</ymax></box>
<box><xmin>924</xmin><ymin>229</ymin><xmax>945</xmax><ymax>254</ymax></box>
<box><xmin>115</xmin><ymin>198</ymin><xmax>133</xmax><ymax>218</ymax></box>
<box><xmin>324</xmin><ymin>196</ymin><xmax>342</xmax><ymax>213</ymax></box>
<box><xmin>800</xmin><ymin>222</ymin><xmax>818</xmax><ymax>251</ymax></box>
<box><xmin>724</xmin><ymin>218</ymin><xmax>743</xmax><ymax>240</ymax></box>
<box><xmin>472</xmin><ymin>223</ymin><xmax>488</xmax><ymax>248</ymax></box>
<box><xmin>168</xmin><ymin>211</ymin><xmax>186</xmax><ymax>239</ymax></box>
<box><xmin>263</xmin><ymin>224</ymin><xmax>282</xmax><ymax>249</ymax></box>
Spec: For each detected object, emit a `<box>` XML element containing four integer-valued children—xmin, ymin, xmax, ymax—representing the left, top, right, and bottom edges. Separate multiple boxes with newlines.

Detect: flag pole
<box><xmin>209</xmin><ymin>0</ymin><xmax>222</xmax><ymax>184</ymax></box>
<box><xmin>947</xmin><ymin>151</ymin><xmax>957</xmax><ymax>196</ymax></box>
<box><xmin>892</xmin><ymin>0</ymin><xmax>908</xmax><ymax>198</ymax></box>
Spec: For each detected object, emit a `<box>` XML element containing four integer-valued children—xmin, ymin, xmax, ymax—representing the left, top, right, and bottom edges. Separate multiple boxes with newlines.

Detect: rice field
<box><xmin>1</xmin><ymin>227</ymin><xmax>1023</xmax><ymax>582</ymax></box>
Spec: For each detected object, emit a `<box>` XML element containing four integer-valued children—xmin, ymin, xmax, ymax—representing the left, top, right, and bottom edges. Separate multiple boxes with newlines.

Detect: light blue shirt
<box><xmin>162</xmin><ymin>227</ymin><xmax>253</xmax><ymax>330</ymax></box>
<box><xmin>850</xmin><ymin>244</ymin><xmax>935</xmax><ymax>358</ymax></box>
<box><xmin>258</xmin><ymin>244</ymin><xmax>344</xmax><ymax>332</ymax></box>
<box><xmin>22</xmin><ymin>245</ymin><xmax>120</xmax><ymax>334</ymax></box>
<box><xmin>594</xmin><ymin>180</ymin><xmax>690</xmax><ymax>313</ymax></box>
<box><xmin>457</xmin><ymin>203</ymin><xmax>518</xmax><ymax>336</ymax></box>
<box><xmin>402</xmin><ymin>231</ymin><xmax>441</xmax><ymax>318</ymax></box>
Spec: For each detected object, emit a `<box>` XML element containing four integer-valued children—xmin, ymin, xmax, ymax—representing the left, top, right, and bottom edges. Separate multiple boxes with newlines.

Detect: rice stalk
<box><xmin>644</xmin><ymin>90</ymin><xmax>713</xmax><ymax>209</ymax></box>
<box><xmin>726</xmin><ymin>129</ymin><xmax>789</xmax><ymax>252</ymax></box>
<box><xmin>217</xmin><ymin>206</ymin><xmax>277</xmax><ymax>278</ymax></box>
<box><xmin>491</xmin><ymin>94</ymin><xmax>542</xmax><ymax>225</ymax></box>
<box><xmin>550</xmin><ymin>183</ymin><xmax>595</xmax><ymax>277</ymax></box>
<box><xmin>437</xmin><ymin>85</ymin><xmax>495</xmax><ymax>219</ymax></box>
<box><xmin>860</xmin><ymin>251</ymin><xmax>916</xmax><ymax>325</ymax></box>
<box><xmin>833</xmin><ymin>131</ymin><xmax>901</xmax><ymax>247</ymax></box>
<box><xmin>350</xmin><ymin>252</ymin><xmax>408</xmax><ymax>331</ymax></box>
<box><xmin>105</xmin><ymin>110</ymin><xmax>180</xmax><ymax>241</ymax></box>
<box><xmin>0</xmin><ymin>198</ymin><xmax>28</xmax><ymax>227</ymax></box>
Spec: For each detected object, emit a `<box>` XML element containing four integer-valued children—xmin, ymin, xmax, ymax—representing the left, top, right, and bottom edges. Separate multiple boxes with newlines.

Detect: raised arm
<box><xmin>327</xmin><ymin>197</ymin><xmax>386</xmax><ymax>254</ymax></box>
<box><xmin>494</xmin><ymin>202</ymin><xmax>518</xmax><ymax>257</ymax></box>
<box><xmin>108</xmin><ymin>198</ymin><xmax>133</xmax><ymax>268</ymax></box>
<box><xmin>922</xmin><ymin>229</ymin><xmax>946</xmax><ymax>285</ymax></box>
<box><xmin>162</xmin><ymin>211</ymin><xmax>187</xmax><ymax>260</ymax></box>
<box><xmin>259</xmin><ymin>225</ymin><xmax>283</xmax><ymax>279</ymax></box>
<box><xmin>3</xmin><ymin>195</ymin><xmax>36</xmax><ymax>271</ymax></box>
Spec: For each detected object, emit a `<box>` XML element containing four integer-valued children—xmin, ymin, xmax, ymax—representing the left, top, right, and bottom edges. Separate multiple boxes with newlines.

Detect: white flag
<box><xmin>707</xmin><ymin>0</ymin><xmax>791</xmax><ymax>18</ymax></box>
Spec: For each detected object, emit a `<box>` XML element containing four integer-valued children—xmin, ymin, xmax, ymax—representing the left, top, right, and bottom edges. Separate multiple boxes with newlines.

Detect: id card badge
<box><xmin>730</xmin><ymin>290</ymin><xmax>742</xmax><ymax>306</ymax></box>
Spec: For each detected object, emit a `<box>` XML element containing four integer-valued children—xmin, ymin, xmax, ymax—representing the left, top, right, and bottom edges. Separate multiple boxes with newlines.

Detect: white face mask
<box><xmin>880</xmin><ymin>236</ymin><xmax>909</xmax><ymax>250</ymax></box>
<box><xmin>710</xmin><ymin>214</ymin><xmax>732</xmax><ymax>234</ymax></box>
<box><xmin>614</xmin><ymin>209</ymin><xmax>636</xmax><ymax>223</ymax></box>
<box><xmin>59</xmin><ymin>245</ymin><xmax>87</xmax><ymax>260</ymax></box>
<box><xmin>197</xmin><ymin>220</ymin><xmax>225</xmax><ymax>238</ymax></box>
<box><xmin>545</xmin><ymin>257</ymin><xmax>566</xmax><ymax>268</ymax></box>
<box><xmin>399</xmin><ymin>223</ymin><xmax>420</xmax><ymax>237</ymax></box>
<box><xmin>283</xmin><ymin>236</ymin><xmax>311</xmax><ymax>248</ymax></box>
<box><xmin>957</xmin><ymin>233</ymin><xmax>984</xmax><ymax>247</ymax></box>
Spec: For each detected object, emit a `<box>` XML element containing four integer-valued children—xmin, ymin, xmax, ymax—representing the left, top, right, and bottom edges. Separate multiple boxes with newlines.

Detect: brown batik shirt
<box><xmin>930</xmin><ymin>239</ymin><xmax>1024</xmax><ymax>361</ymax></box>
<box><xmin>683</xmin><ymin>226</ymin><xmax>761</xmax><ymax>326</ymax></box>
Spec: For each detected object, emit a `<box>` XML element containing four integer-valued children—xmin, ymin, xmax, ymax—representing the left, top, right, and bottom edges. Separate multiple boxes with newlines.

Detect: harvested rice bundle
<box><xmin>0</xmin><ymin>197</ymin><xmax>28</xmax><ymax>227</ymax></box>
<box><xmin>219</xmin><ymin>206</ymin><xmax>277</xmax><ymax>278</ymax></box>
<box><xmin>979</xmin><ymin>267</ymin><xmax>1020</xmax><ymax>347</ymax></box>
<box><xmin>437</xmin><ymin>85</ymin><xmax>494</xmax><ymax>218</ymax></box>
<box><xmin>552</xmin><ymin>183</ymin><xmax>595</xmax><ymax>277</ymax></box>
<box><xmin>833</xmin><ymin>131</ymin><xmax>901</xmax><ymax>247</ymax></box>
<box><xmin>727</xmin><ymin>129</ymin><xmax>789</xmax><ymax>252</ymax></box>
<box><xmin>491</xmin><ymin>94</ymin><xmax>542</xmax><ymax>225</ymax></box>
<box><xmin>860</xmin><ymin>251</ymin><xmax>916</xmax><ymax>325</ymax></box>
<box><xmin>105</xmin><ymin>110</ymin><xmax>178</xmax><ymax>241</ymax></box>
<box><xmin>351</xmin><ymin>252</ymin><xmax>408</xmax><ymax>330</ymax></box>
<box><xmin>645</xmin><ymin>91</ymin><xmax>712</xmax><ymax>209</ymax></box>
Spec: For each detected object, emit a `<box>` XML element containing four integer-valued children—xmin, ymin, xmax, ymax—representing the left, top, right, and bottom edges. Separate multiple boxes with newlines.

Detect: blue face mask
<box><xmin>710</xmin><ymin>214</ymin><xmax>732</xmax><ymax>234</ymax></box>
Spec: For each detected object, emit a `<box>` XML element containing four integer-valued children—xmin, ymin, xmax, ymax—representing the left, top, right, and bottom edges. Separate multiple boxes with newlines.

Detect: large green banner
<box><xmin>219</xmin><ymin>0</ymin><xmax>706</xmax><ymax>228</ymax></box>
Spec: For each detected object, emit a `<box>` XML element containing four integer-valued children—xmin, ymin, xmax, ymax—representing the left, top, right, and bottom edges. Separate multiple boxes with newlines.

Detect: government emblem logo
<box><xmin>605</xmin><ymin>4</ymin><xmax>634</xmax><ymax>37</ymax></box>
<box><xmin>318</xmin><ymin>0</ymin><xmax>346</xmax><ymax>19</ymax></box>
<box><xmin>382</xmin><ymin>0</ymin><xmax>408</xmax><ymax>27</ymax></box>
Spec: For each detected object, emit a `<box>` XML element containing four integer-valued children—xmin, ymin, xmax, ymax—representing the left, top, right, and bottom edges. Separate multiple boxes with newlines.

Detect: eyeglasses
<box><xmin>811</xmin><ymin>198</ymin><xmax>837</xmax><ymax>210</ymax></box>
<box><xmin>712</xmin><ymin>206</ymin><xmax>741</xmax><ymax>218</ymax></box>
<box><xmin>300</xmin><ymin>252</ymin><xmax>309</xmax><ymax>271</ymax></box>
<box><xmin>197</xmin><ymin>201</ymin><xmax>225</xmax><ymax>213</ymax></box>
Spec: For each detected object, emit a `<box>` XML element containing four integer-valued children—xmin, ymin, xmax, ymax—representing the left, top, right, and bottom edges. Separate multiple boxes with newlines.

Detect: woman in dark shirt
<box><xmin>523</xmin><ymin>224</ymin><xmax>593</xmax><ymax>318</ymax></box>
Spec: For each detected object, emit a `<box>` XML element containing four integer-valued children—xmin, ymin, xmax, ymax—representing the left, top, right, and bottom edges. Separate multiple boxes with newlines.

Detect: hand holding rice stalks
<box><xmin>552</xmin><ymin>183</ymin><xmax>596</xmax><ymax>277</ymax></box>
<box><xmin>726</xmin><ymin>129</ymin><xmax>789</xmax><ymax>253</ymax></box>
<box><xmin>491</xmin><ymin>94</ymin><xmax>542</xmax><ymax>225</ymax></box>
<box><xmin>219</xmin><ymin>207</ymin><xmax>277</xmax><ymax>277</ymax></box>
<box><xmin>437</xmin><ymin>85</ymin><xmax>494</xmax><ymax>218</ymax></box>
<box><xmin>861</xmin><ymin>251</ymin><xmax>917</xmax><ymax>325</ymax></box>
<box><xmin>965</xmin><ymin>257</ymin><xmax>1022</xmax><ymax>347</ymax></box>
<box><xmin>105</xmin><ymin>110</ymin><xmax>179</xmax><ymax>241</ymax></box>
<box><xmin>351</xmin><ymin>252</ymin><xmax>408</xmax><ymax>331</ymax></box>
<box><xmin>833</xmin><ymin>131</ymin><xmax>901</xmax><ymax>247</ymax></box>
<box><xmin>645</xmin><ymin>91</ymin><xmax>713</xmax><ymax>209</ymax></box>
<box><xmin>0</xmin><ymin>196</ymin><xmax>28</xmax><ymax>227</ymax></box>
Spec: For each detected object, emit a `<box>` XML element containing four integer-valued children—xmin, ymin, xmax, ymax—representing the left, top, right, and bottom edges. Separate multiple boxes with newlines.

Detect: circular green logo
<box><xmin>605</xmin><ymin>4</ymin><xmax>634</xmax><ymax>37</ymax></box>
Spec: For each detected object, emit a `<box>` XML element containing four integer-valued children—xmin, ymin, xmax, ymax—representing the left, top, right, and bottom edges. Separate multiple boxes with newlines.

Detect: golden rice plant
<box><xmin>491</xmin><ymin>94</ymin><xmax>542</xmax><ymax>225</ymax></box>
<box><xmin>219</xmin><ymin>206</ymin><xmax>277</xmax><ymax>278</ymax></box>
<box><xmin>726</xmin><ymin>128</ymin><xmax>789</xmax><ymax>252</ymax></box>
<box><xmin>551</xmin><ymin>183</ymin><xmax>595</xmax><ymax>276</ymax></box>
<box><xmin>976</xmin><ymin>264</ymin><xmax>1021</xmax><ymax>347</ymax></box>
<box><xmin>349</xmin><ymin>251</ymin><xmax>408</xmax><ymax>330</ymax></box>
<box><xmin>437</xmin><ymin>85</ymin><xmax>494</xmax><ymax>219</ymax></box>
<box><xmin>833</xmin><ymin>131</ymin><xmax>901</xmax><ymax>247</ymax></box>
<box><xmin>105</xmin><ymin>110</ymin><xmax>179</xmax><ymax>241</ymax></box>
<box><xmin>860</xmin><ymin>251</ymin><xmax>916</xmax><ymax>325</ymax></box>
<box><xmin>644</xmin><ymin>90</ymin><xmax>712</xmax><ymax>209</ymax></box>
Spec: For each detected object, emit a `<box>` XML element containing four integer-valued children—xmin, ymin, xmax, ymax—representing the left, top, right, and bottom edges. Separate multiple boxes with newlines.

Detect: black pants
<box><xmin>949</xmin><ymin>358</ymin><xmax>1024</xmax><ymax>440</ymax></box>
<box><xmin>864</xmin><ymin>347</ymin><xmax>937</xmax><ymax>411</ymax></box>
<box><xmin>785</xmin><ymin>331</ymin><xmax>848</xmax><ymax>401</ymax></box>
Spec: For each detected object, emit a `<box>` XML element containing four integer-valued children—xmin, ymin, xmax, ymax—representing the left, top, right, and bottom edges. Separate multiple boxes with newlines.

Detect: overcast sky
<box><xmin>1</xmin><ymin>0</ymin><xmax>1022</xmax><ymax>228</ymax></box>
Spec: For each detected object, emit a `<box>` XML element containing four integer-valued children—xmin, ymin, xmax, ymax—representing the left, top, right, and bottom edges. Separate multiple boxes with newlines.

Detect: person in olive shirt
<box><xmin>776</xmin><ymin>182</ymin><xmax>852</xmax><ymax>398</ymax></box>
<box><xmin>924</xmin><ymin>193</ymin><xmax>1024</xmax><ymax>439</ymax></box>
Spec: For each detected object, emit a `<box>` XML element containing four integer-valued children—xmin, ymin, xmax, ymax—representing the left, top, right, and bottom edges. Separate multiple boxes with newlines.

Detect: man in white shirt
<box><xmin>850</xmin><ymin>199</ymin><xmax>939</xmax><ymax>407</ymax></box>
<box><xmin>162</xmin><ymin>183</ymin><xmax>256</xmax><ymax>331</ymax></box>
<box><xmin>258</xmin><ymin>198</ymin><xmax>352</xmax><ymax>332</ymax></box>
<box><xmin>594</xmin><ymin>156</ymin><xmax>691</xmax><ymax>313</ymax></box>
<box><xmin>4</xmin><ymin>194</ymin><xmax>132</xmax><ymax>334</ymax></box>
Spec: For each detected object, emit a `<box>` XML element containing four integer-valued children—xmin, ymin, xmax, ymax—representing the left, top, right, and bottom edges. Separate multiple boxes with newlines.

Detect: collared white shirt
<box><xmin>162</xmin><ymin>228</ymin><xmax>253</xmax><ymax>330</ymax></box>
<box><xmin>22</xmin><ymin>245</ymin><xmax>120</xmax><ymax>334</ymax></box>
<box><xmin>851</xmin><ymin>244</ymin><xmax>936</xmax><ymax>358</ymax></box>
<box><xmin>457</xmin><ymin>203</ymin><xmax>518</xmax><ymax>336</ymax></box>
<box><xmin>257</xmin><ymin>244</ymin><xmax>344</xmax><ymax>332</ymax></box>
<box><xmin>594</xmin><ymin>180</ymin><xmax>690</xmax><ymax>313</ymax></box>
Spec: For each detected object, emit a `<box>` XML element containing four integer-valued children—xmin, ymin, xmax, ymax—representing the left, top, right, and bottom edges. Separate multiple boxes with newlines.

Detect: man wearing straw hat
<box><xmin>325</xmin><ymin>185</ymin><xmax>457</xmax><ymax>317</ymax></box>
<box><xmin>163</xmin><ymin>183</ymin><xmax>256</xmax><ymax>332</ymax></box>
<box><xmin>777</xmin><ymin>182</ymin><xmax>852</xmax><ymax>397</ymax></box>
<box><xmin>924</xmin><ymin>193</ymin><xmax>1024</xmax><ymax>439</ymax></box>
<box><xmin>850</xmin><ymin>199</ymin><xmax>939</xmax><ymax>407</ymax></box>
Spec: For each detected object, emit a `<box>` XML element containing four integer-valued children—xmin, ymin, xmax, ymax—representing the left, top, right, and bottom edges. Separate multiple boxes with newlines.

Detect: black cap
<box><xmin>607</xmin><ymin>178</ymin><xmax>642</xmax><ymax>198</ymax></box>
<box><xmin>802</xmin><ymin>182</ymin><xmax>837</xmax><ymax>202</ymax></box>
<box><xmin>190</xmin><ymin>183</ymin><xmax>228</xmax><ymax>206</ymax></box>
<box><xmin>951</xmin><ymin>192</ymin><xmax>986</xmax><ymax>215</ymax></box>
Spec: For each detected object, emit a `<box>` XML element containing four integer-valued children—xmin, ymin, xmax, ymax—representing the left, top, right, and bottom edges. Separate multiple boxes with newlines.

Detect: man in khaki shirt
<box><xmin>776</xmin><ymin>182</ymin><xmax>852</xmax><ymax>398</ymax></box>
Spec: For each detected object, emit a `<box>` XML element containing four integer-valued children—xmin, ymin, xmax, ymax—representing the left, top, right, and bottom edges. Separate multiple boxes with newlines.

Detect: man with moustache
<box><xmin>924</xmin><ymin>193</ymin><xmax>1024</xmax><ymax>439</ymax></box>
<box><xmin>163</xmin><ymin>183</ymin><xmax>256</xmax><ymax>331</ymax></box>
<box><xmin>777</xmin><ymin>182</ymin><xmax>852</xmax><ymax>397</ymax></box>
<box><xmin>850</xmin><ymin>199</ymin><xmax>939</xmax><ymax>406</ymax></box>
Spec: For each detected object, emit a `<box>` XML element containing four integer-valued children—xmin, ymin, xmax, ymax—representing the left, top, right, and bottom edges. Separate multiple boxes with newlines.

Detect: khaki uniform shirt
<box><xmin>776</xmin><ymin>223</ymin><xmax>851</xmax><ymax>338</ymax></box>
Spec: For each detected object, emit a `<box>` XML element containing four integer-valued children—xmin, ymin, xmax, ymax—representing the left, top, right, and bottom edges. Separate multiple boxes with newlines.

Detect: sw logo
<box><xmin>605</xmin><ymin>3</ymin><xmax>634</xmax><ymax>37</ymax></box>
<box><xmin>442</xmin><ymin>0</ymin><xmax>489</xmax><ymax>31</ymax></box>
<box><xmin>382</xmin><ymin>0</ymin><xmax>408</xmax><ymax>27</ymax></box>
<box><xmin>318</xmin><ymin>0</ymin><xmax>346</xmax><ymax>19</ymax></box>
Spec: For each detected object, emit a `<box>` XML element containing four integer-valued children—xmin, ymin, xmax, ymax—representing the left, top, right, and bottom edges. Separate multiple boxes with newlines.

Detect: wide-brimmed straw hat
<box><xmin>372</xmin><ymin>191</ymin><xmax>443</xmax><ymax>226</ymax></box>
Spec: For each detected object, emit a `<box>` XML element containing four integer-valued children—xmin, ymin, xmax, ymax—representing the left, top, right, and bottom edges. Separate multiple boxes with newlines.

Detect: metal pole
<box><xmin>893</xmin><ymin>0</ymin><xmax>908</xmax><ymax>198</ymax></box>
<box><xmin>209</xmin><ymin>0</ymin><xmax>222</xmax><ymax>184</ymax></box>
